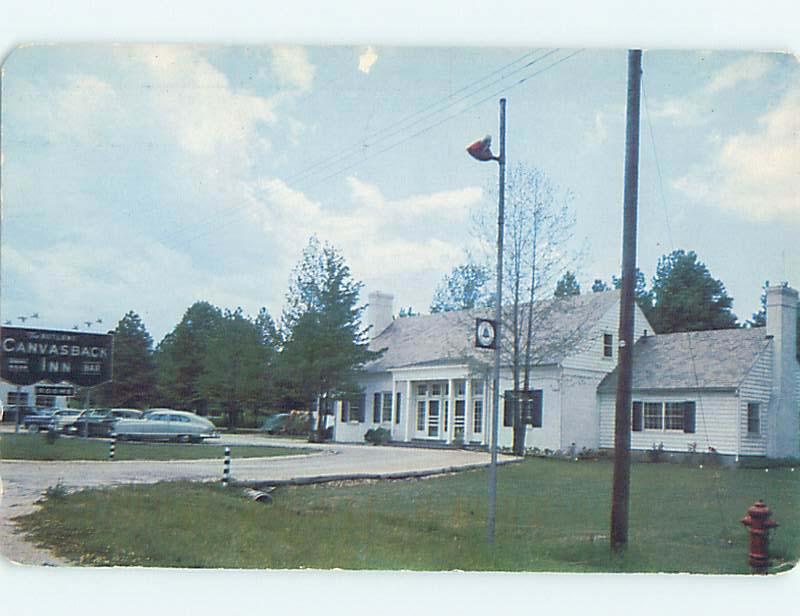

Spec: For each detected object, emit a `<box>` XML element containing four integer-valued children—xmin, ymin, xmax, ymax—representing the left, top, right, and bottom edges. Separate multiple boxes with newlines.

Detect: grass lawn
<box><xmin>13</xmin><ymin>457</ymin><xmax>799</xmax><ymax>572</ymax></box>
<box><xmin>0</xmin><ymin>433</ymin><xmax>312</xmax><ymax>461</ymax></box>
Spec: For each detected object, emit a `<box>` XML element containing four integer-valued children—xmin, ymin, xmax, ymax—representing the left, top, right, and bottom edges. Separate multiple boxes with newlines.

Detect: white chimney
<box><xmin>766</xmin><ymin>284</ymin><xmax>799</xmax><ymax>458</ymax></box>
<box><xmin>366</xmin><ymin>291</ymin><xmax>394</xmax><ymax>339</ymax></box>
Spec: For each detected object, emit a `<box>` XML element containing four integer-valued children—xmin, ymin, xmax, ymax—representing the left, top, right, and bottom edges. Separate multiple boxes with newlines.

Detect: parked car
<box><xmin>113</xmin><ymin>409</ymin><xmax>218</xmax><ymax>443</ymax></box>
<box><xmin>2</xmin><ymin>405</ymin><xmax>38</xmax><ymax>424</ymax></box>
<box><xmin>70</xmin><ymin>408</ymin><xmax>144</xmax><ymax>437</ymax></box>
<box><xmin>23</xmin><ymin>408</ymin><xmax>58</xmax><ymax>432</ymax></box>
<box><xmin>49</xmin><ymin>409</ymin><xmax>83</xmax><ymax>433</ymax></box>
<box><xmin>260</xmin><ymin>413</ymin><xmax>290</xmax><ymax>434</ymax></box>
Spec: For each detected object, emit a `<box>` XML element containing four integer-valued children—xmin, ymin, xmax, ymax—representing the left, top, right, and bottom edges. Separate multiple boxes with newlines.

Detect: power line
<box><xmin>170</xmin><ymin>49</ymin><xmax>585</xmax><ymax>252</ymax></box>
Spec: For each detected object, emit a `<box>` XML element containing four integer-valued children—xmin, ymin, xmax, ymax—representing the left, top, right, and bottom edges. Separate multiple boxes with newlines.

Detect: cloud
<box><xmin>358</xmin><ymin>46</ymin><xmax>379</xmax><ymax>74</ymax></box>
<box><xmin>271</xmin><ymin>46</ymin><xmax>315</xmax><ymax>92</ymax></box>
<box><xmin>650</xmin><ymin>53</ymin><xmax>776</xmax><ymax>127</ymax></box>
<box><xmin>673</xmin><ymin>87</ymin><xmax>800</xmax><ymax>223</ymax></box>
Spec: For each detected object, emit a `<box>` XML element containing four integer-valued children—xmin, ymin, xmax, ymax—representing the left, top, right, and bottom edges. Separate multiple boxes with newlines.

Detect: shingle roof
<box><xmin>597</xmin><ymin>327</ymin><xmax>771</xmax><ymax>392</ymax></box>
<box><xmin>366</xmin><ymin>290</ymin><xmax>620</xmax><ymax>372</ymax></box>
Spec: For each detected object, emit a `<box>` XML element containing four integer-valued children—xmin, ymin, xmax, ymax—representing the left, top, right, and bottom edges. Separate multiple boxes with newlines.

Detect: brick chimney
<box><xmin>766</xmin><ymin>284</ymin><xmax>799</xmax><ymax>458</ymax></box>
<box><xmin>366</xmin><ymin>291</ymin><xmax>394</xmax><ymax>339</ymax></box>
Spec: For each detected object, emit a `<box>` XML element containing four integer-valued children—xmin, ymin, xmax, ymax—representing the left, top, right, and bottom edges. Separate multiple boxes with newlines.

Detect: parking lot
<box><xmin>0</xmin><ymin>425</ymin><xmax>504</xmax><ymax>565</ymax></box>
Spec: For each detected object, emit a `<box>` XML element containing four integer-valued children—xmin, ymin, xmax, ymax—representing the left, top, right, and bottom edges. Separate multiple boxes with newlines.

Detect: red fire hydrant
<box><xmin>741</xmin><ymin>500</ymin><xmax>779</xmax><ymax>573</ymax></box>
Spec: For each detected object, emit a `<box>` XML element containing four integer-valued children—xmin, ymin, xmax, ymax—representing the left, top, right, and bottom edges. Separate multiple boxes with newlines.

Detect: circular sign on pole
<box><xmin>475</xmin><ymin>318</ymin><xmax>497</xmax><ymax>349</ymax></box>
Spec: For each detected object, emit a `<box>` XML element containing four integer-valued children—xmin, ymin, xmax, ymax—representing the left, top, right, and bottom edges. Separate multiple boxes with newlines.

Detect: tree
<box><xmin>554</xmin><ymin>271</ymin><xmax>581</xmax><ymax>298</ymax></box>
<box><xmin>98</xmin><ymin>311</ymin><xmax>156</xmax><ymax>408</ymax></box>
<box><xmin>647</xmin><ymin>250</ymin><xmax>737</xmax><ymax>334</ymax></box>
<box><xmin>612</xmin><ymin>269</ymin><xmax>654</xmax><ymax>321</ymax></box>
<box><xmin>591</xmin><ymin>279</ymin><xmax>609</xmax><ymax>293</ymax></box>
<box><xmin>277</xmin><ymin>237</ymin><xmax>383</xmax><ymax>441</ymax></box>
<box><xmin>430</xmin><ymin>259</ymin><xmax>493</xmax><ymax>313</ymax></box>
<box><xmin>155</xmin><ymin>301</ymin><xmax>224</xmax><ymax>413</ymax></box>
<box><xmin>198</xmin><ymin>308</ymin><xmax>275</xmax><ymax>428</ymax></box>
<box><xmin>474</xmin><ymin>163</ymin><xmax>576</xmax><ymax>455</ymax></box>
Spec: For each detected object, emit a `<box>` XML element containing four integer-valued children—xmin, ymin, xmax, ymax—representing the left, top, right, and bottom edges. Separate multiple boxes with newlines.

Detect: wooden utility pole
<box><xmin>610</xmin><ymin>49</ymin><xmax>642</xmax><ymax>550</ymax></box>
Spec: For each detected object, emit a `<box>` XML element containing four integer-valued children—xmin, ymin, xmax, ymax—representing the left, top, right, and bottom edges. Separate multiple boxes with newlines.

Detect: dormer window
<box><xmin>603</xmin><ymin>334</ymin><xmax>613</xmax><ymax>358</ymax></box>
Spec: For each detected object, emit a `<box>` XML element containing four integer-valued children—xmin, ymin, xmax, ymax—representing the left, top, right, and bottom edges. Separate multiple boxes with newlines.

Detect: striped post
<box><xmin>222</xmin><ymin>447</ymin><xmax>231</xmax><ymax>487</ymax></box>
<box><xmin>109</xmin><ymin>435</ymin><xmax>116</xmax><ymax>461</ymax></box>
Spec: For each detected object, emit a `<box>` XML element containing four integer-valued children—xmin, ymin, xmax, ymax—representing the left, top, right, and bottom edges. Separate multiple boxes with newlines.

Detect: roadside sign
<box><xmin>1</xmin><ymin>326</ymin><xmax>113</xmax><ymax>386</ymax></box>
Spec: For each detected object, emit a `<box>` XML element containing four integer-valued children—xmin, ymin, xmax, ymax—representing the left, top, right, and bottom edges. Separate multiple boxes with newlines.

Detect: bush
<box><xmin>364</xmin><ymin>427</ymin><xmax>391</xmax><ymax>445</ymax></box>
<box><xmin>647</xmin><ymin>442</ymin><xmax>665</xmax><ymax>463</ymax></box>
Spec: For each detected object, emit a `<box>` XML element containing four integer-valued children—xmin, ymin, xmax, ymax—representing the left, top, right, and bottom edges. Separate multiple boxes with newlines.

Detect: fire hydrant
<box><xmin>741</xmin><ymin>500</ymin><xmax>779</xmax><ymax>573</ymax></box>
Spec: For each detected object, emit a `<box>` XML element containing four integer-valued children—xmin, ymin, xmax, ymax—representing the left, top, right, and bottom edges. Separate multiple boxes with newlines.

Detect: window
<box><xmin>503</xmin><ymin>390</ymin><xmax>543</xmax><ymax>428</ymax></box>
<box><xmin>473</xmin><ymin>380</ymin><xmax>484</xmax><ymax>396</ymax></box>
<box><xmin>747</xmin><ymin>403</ymin><xmax>760</xmax><ymax>435</ymax></box>
<box><xmin>473</xmin><ymin>399</ymin><xmax>483</xmax><ymax>433</ymax></box>
<box><xmin>417</xmin><ymin>401</ymin><xmax>426</xmax><ymax>431</ymax></box>
<box><xmin>382</xmin><ymin>392</ymin><xmax>392</xmax><ymax>422</ymax></box>
<box><xmin>427</xmin><ymin>400</ymin><xmax>439</xmax><ymax>436</ymax></box>
<box><xmin>417</xmin><ymin>384</ymin><xmax>427</xmax><ymax>396</ymax></box>
<box><xmin>431</xmin><ymin>383</ymin><xmax>441</xmax><ymax>396</ymax></box>
<box><xmin>7</xmin><ymin>391</ymin><xmax>28</xmax><ymax>406</ymax></box>
<box><xmin>454</xmin><ymin>399</ymin><xmax>466</xmax><ymax>433</ymax></box>
<box><xmin>395</xmin><ymin>392</ymin><xmax>401</xmax><ymax>424</ymax></box>
<box><xmin>35</xmin><ymin>395</ymin><xmax>56</xmax><ymax>408</ymax></box>
<box><xmin>644</xmin><ymin>402</ymin><xmax>662</xmax><ymax>430</ymax></box>
<box><xmin>343</xmin><ymin>395</ymin><xmax>366</xmax><ymax>423</ymax></box>
<box><xmin>635</xmin><ymin>400</ymin><xmax>695</xmax><ymax>433</ymax></box>
<box><xmin>664</xmin><ymin>402</ymin><xmax>685</xmax><ymax>430</ymax></box>
<box><xmin>373</xmin><ymin>393</ymin><xmax>381</xmax><ymax>423</ymax></box>
<box><xmin>455</xmin><ymin>380</ymin><xmax>466</xmax><ymax>397</ymax></box>
<box><xmin>603</xmin><ymin>334</ymin><xmax>613</xmax><ymax>358</ymax></box>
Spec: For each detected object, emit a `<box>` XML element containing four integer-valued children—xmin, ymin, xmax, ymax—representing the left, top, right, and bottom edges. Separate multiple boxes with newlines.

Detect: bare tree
<box><xmin>473</xmin><ymin>163</ymin><xmax>577</xmax><ymax>455</ymax></box>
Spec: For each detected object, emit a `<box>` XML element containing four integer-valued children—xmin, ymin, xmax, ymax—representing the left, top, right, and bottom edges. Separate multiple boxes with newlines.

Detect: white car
<box><xmin>112</xmin><ymin>409</ymin><xmax>218</xmax><ymax>443</ymax></box>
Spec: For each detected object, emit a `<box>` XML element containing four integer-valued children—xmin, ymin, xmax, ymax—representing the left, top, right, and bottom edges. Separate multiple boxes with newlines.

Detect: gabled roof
<box><xmin>597</xmin><ymin>327</ymin><xmax>771</xmax><ymax>393</ymax></box>
<box><xmin>366</xmin><ymin>290</ymin><xmax>621</xmax><ymax>372</ymax></box>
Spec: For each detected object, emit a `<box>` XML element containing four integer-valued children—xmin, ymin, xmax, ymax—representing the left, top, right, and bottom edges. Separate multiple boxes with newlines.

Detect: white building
<box><xmin>332</xmin><ymin>284</ymin><xmax>799</xmax><ymax>460</ymax></box>
<box><xmin>333</xmin><ymin>289</ymin><xmax>652</xmax><ymax>451</ymax></box>
<box><xmin>598</xmin><ymin>284</ymin><xmax>800</xmax><ymax>459</ymax></box>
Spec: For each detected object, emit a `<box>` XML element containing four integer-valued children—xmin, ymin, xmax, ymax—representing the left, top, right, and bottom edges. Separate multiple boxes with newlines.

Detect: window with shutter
<box><xmin>382</xmin><ymin>392</ymin><xmax>392</xmax><ymax>422</ymax></box>
<box><xmin>632</xmin><ymin>401</ymin><xmax>643</xmax><ymax>432</ymax></box>
<box><xmin>503</xmin><ymin>391</ymin><xmax>513</xmax><ymax>427</ymax></box>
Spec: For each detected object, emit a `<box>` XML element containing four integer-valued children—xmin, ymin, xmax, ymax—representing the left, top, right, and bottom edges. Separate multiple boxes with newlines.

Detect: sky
<box><xmin>1</xmin><ymin>45</ymin><xmax>798</xmax><ymax>343</ymax></box>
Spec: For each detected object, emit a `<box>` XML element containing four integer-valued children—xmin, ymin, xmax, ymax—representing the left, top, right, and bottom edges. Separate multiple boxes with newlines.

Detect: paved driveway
<box><xmin>0</xmin><ymin>433</ymin><xmax>508</xmax><ymax>566</ymax></box>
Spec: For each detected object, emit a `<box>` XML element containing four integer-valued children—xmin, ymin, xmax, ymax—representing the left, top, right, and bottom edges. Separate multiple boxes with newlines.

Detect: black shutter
<box><xmin>503</xmin><ymin>391</ymin><xmax>513</xmax><ymax>427</ymax></box>
<box><xmin>532</xmin><ymin>390</ymin><xmax>543</xmax><ymax>428</ymax></box>
<box><xmin>395</xmin><ymin>392</ymin><xmax>401</xmax><ymax>424</ymax></box>
<box><xmin>373</xmin><ymin>392</ymin><xmax>381</xmax><ymax>423</ymax></box>
<box><xmin>341</xmin><ymin>400</ymin><xmax>349</xmax><ymax>422</ymax></box>
<box><xmin>683</xmin><ymin>401</ymin><xmax>696</xmax><ymax>434</ymax></box>
<box><xmin>358</xmin><ymin>394</ymin><xmax>367</xmax><ymax>423</ymax></box>
<box><xmin>632</xmin><ymin>401</ymin><xmax>643</xmax><ymax>432</ymax></box>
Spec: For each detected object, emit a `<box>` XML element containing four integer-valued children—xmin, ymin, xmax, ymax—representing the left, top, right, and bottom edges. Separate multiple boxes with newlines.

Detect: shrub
<box><xmin>364</xmin><ymin>427</ymin><xmax>391</xmax><ymax>445</ymax></box>
<box><xmin>647</xmin><ymin>442</ymin><xmax>665</xmax><ymax>463</ymax></box>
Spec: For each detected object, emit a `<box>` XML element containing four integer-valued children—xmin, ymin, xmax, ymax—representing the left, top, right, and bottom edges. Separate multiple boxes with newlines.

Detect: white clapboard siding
<box><xmin>562</xmin><ymin>301</ymin><xmax>652</xmax><ymax>373</ymax></box>
<box><xmin>737</xmin><ymin>343</ymin><xmax>772</xmax><ymax>456</ymax></box>
<box><xmin>599</xmin><ymin>390</ymin><xmax>740</xmax><ymax>454</ymax></box>
<box><xmin>560</xmin><ymin>369</ymin><xmax>604</xmax><ymax>449</ymax></box>
<box><xmin>334</xmin><ymin>373</ymin><xmax>393</xmax><ymax>443</ymax></box>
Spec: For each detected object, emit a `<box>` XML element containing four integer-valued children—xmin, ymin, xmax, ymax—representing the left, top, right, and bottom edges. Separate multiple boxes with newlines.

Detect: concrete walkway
<box><xmin>0</xmin><ymin>433</ymin><xmax>511</xmax><ymax>566</ymax></box>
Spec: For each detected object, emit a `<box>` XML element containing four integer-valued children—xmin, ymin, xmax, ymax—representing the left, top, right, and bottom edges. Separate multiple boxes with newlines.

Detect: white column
<box><xmin>405</xmin><ymin>380</ymin><xmax>413</xmax><ymax>442</ymax></box>
<box><xmin>465</xmin><ymin>378</ymin><xmax>472</xmax><ymax>442</ymax></box>
<box><xmin>446</xmin><ymin>378</ymin><xmax>455</xmax><ymax>444</ymax></box>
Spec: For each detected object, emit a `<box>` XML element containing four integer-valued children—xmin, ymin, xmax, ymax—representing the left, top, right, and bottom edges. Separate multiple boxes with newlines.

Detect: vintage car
<box><xmin>49</xmin><ymin>409</ymin><xmax>83</xmax><ymax>432</ymax></box>
<box><xmin>70</xmin><ymin>408</ymin><xmax>144</xmax><ymax>437</ymax></box>
<box><xmin>112</xmin><ymin>409</ymin><xmax>218</xmax><ymax>443</ymax></box>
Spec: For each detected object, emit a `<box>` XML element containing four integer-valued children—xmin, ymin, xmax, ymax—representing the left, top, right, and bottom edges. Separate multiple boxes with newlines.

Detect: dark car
<box><xmin>22</xmin><ymin>408</ymin><xmax>59</xmax><ymax>432</ymax></box>
<box><xmin>1</xmin><ymin>405</ymin><xmax>38</xmax><ymax>424</ymax></box>
<box><xmin>70</xmin><ymin>408</ymin><xmax>144</xmax><ymax>437</ymax></box>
